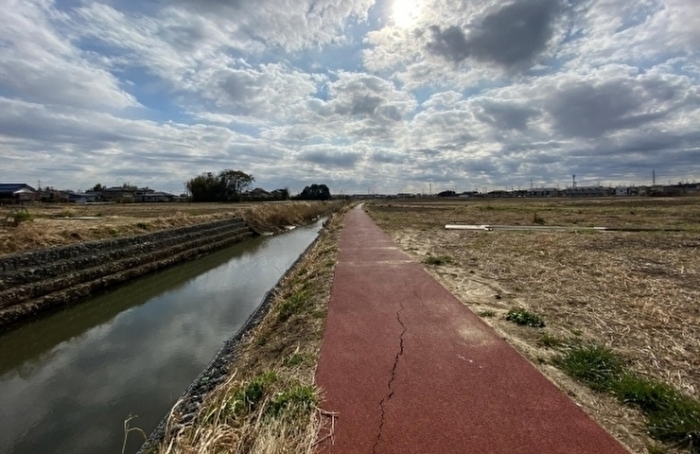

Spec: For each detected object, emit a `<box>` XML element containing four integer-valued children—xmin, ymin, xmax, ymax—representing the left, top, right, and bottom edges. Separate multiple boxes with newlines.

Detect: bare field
<box><xmin>367</xmin><ymin>197</ymin><xmax>700</xmax><ymax>453</ymax></box>
<box><xmin>0</xmin><ymin>201</ymin><xmax>341</xmax><ymax>256</ymax></box>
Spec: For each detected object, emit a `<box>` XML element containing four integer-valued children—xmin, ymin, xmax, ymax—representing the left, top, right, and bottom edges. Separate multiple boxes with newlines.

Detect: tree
<box><xmin>219</xmin><ymin>169</ymin><xmax>254</xmax><ymax>202</ymax></box>
<box><xmin>186</xmin><ymin>172</ymin><xmax>224</xmax><ymax>202</ymax></box>
<box><xmin>185</xmin><ymin>169</ymin><xmax>254</xmax><ymax>202</ymax></box>
<box><xmin>296</xmin><ymin>184</ymin><xmax>331</xmax><ymax>201</ymax></box>
<box><xmin>92</xmin><ymin>183</ymin><xmax>104</xmax><ymax>192</ymax></box>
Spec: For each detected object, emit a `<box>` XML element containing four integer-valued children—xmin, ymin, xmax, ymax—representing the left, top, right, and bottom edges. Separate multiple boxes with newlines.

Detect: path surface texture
<box><xmin>315</xmin><ymin>206</ymin><xmax>629</xmax><ymax>454</ymax></box>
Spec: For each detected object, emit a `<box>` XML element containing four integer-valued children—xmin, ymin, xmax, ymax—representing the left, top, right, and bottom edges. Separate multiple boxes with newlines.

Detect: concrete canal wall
<box><xmin>0</xmin><ymin>218</ymin><xmax>255</xmax><ymax>332</ymax></box>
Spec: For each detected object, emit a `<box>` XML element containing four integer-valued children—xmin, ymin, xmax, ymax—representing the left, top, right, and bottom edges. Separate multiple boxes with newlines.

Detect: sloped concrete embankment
<box><xmin>0</xmin><ymin>218</ymin><xmax>254</xmax><ymax>332</ymax></box>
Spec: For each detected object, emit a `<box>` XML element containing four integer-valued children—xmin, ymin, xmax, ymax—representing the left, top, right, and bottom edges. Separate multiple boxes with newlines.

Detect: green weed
<box><xmin>537</xmin><ymin>332</ymin><xmax>564</xmax><ymax>348</ymax></box>
<box><xmin>423</xmin><ymin>255</ymin><xmax>455</xmax><ymax>266</ymax></box>
<box><xmin>556</xmin><ymin>344</ymin><xmax>700</xmax><ymax>450</ymax></box>
<box><xmin>11</xmin><ymin>209</ymin><xmax>33</xmax><ymax>226</ymax></box>
<box><xmin>283</xmin><ymin>353</ymin><xmax>307</xmax><ymax>368</ymax></box>
<box><xmin>277</xmin><ymin>290</ymin><xmax>309</xmax><ymax>322</ymax></box>
<box><xmin>478</xmin><ymin>310</ymin><xmax>496</xmax><ymax>318</ymax></box>
<box><xmin>505</xmin><ymin>308</ymin><xmax>545</xmax><ymax>328</ymax></box>
<box><xmin>554</xmin><ymin>343</ymin><xmax>624</xmax><ymax>391</ymax></box>
<box><xmin>267</xmin><ymin>385</ymin><xmax>317</xmax><ymax>418</ymax></box>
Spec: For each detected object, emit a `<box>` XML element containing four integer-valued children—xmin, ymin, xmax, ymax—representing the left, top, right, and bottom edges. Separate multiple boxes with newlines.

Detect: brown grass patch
<box><xmin>150</xmin><ymin>206</ymin><xmax>348</xmax><ymax>454</ymax></box>
<box><xmin>367</xmin><ymin>198</ymin><xmax>700</xmax><ymax>454</ymax></box>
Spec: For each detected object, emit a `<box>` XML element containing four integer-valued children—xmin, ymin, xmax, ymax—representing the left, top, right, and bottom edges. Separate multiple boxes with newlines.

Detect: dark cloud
<box><xmin>297</xmin><ymin>149</ymin><xmax>362</xmax><ymax>168</ymax></box>
<box><xmin>336</xmin><ymin>94</ymin><xmax>383</xmax><ymax>116</ymax></box>
<box><xmin>476</xmin><ymin>102</ymin><xmax>540</xmax><ymax>130</ymax></box>
<box><xmin>546</xmin><ymin>81</ymin><xmax>667</xmax><ymax>138</ymax></box>
<box><xmin>218</xmin><ymin>72</ymin><xmax>261</xmax><ymax>106</ymax></box>
<box><xmin>427</xmin><ymin>0</ymin><xmax>562</xmax><ymax>68</ymax></box>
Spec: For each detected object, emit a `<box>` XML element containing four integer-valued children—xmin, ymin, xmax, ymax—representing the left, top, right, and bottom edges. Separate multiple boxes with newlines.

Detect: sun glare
<box><xmin>392</xmin><ymin>0</ymin><xmax>422</xmax><ymax>28</ymax></box>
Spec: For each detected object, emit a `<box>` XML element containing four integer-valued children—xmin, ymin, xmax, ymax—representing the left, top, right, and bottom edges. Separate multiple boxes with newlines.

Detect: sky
<box><xmin>1</xmin><ymin>0</ymin><xmax>699</xmax><ymax>194</ymax></box>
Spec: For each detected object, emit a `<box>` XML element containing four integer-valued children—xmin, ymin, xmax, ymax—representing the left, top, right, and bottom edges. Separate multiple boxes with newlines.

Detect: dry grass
<box><xmin>367</xmin><ymin>197</ymin><xmax>700</xmax><ymax>453</ymax></box>
<box><xmin>151</xmin><ymin>206</ymin><xmax>348</xmax><ymax>454</ymax></box>
<box><xmin>0</xmin><ymin>201</ymin><xmax>345</xmax><ymax>256</ymax></box>
<box><xmin>374</xmin><ymin>196</ymin><xmax>700</xmax><ymax>229</ymax></box>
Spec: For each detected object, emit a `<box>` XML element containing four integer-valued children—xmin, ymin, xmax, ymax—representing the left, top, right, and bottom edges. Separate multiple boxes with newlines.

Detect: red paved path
<box><xmin>315</xmin><ymin>206</ymin><xmax>629</xmax><ymax>454</ymax></box>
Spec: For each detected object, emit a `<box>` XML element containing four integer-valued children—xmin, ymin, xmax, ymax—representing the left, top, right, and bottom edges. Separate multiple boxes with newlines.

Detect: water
<box><xmin>0</xmin><ymin>219</ymin><xmax>324</xmax><ymax>454</ymax></box>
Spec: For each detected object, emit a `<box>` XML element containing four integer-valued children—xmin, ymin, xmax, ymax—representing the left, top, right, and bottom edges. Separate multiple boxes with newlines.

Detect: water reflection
<box><xmin>0</xmin><ymin>220</ymin><xmax>323</xmax><ymax>454</ymax></box>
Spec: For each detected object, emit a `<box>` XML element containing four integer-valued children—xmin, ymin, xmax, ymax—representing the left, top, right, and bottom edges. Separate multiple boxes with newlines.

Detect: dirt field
<box><xmin>367</xmin><ymin>197</ymin><xmax>700</xmax><ymax>453</ymax></box>
<box><xmin>0</xmin><ymin>201</ymin><xmax>339</xmax><ymax>256</ymax></box>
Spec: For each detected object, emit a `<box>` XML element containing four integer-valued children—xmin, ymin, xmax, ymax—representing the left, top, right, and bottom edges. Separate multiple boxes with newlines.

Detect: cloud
<box><xmin>475</xmin><ymin>102</ymin><xmax>540</xmax><ymax>131</ymax></box>
<box><xmin>0</xmin><ymin>1</ymin><xmax>137</xmax><ymax>110</ymax></box>
<box><xmin>544</xmin><ymin>71</ymin><xmax>695</xmax><ymax>138</ymax></box>
<box><xmin>297</xmin><ymin>148</ymin><xmax>363</xmax><ymax>168</ymax></box>
<box><xmin>427</xmin><ymin>0</ymin><xmax>562</xmax><ymax>69</ymax></box>
<box><xmin>1</xmin><ymin>0</ymin><xmax>700</xmax><ymax>195</ymax></box>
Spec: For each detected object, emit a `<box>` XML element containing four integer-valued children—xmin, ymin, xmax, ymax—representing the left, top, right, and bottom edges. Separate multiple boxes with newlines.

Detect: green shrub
<box><xmin>505</xmin><ymin>308</ymin><xmax>545</xmax><ymax>328</ymax></box>
<box><xmin>267</xmin><ymin>385</ymin><xmax>317</xmax><ymax>418</ymax></box>
<box><xmin>12</xmin><ymin>209</ymin><xmax>33</xmax><ymax>226</ymax></box>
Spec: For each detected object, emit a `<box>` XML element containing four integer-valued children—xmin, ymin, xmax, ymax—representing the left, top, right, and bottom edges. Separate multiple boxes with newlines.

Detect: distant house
<box><xmin>101</xmin><ymin>187</ymin><xmax>135</xmax><ymax>202</ymax></box>
<box><xmin>615</xmin><ymin>187</ymin><xmax>629</xmax><ymax>196</ymax></box>
<box><xmin>563</xmin><ymin>186</ymin><xmax>611</xmax><ymax>197</ymax></box>
<box><xmin>529</xmin><ymin>188</ymin><xmax>559</xmax><ymax>198</ymax></box>
<box><xmin>486</xmin><ymin>190</ymin><xmax>511</xmax><ymax>198</ymax></box>
<box><xmin>244</xmin><ymin>188</ymin><xmax>273</xmax><ymax>201</ymax></box>
<box><xmin>68</xmin><ymin>192</ymin><xmax>99</xmax><ymax>204</ymax></box>
<box><xmin>140</xmin><ymin>191</ymin><xmax>174</xmax><ymax>203</ymax></box>
<box><xmin>0</xmin><ymin>183</ymin><xmax>39</xmax><ymax>204</ymax></box>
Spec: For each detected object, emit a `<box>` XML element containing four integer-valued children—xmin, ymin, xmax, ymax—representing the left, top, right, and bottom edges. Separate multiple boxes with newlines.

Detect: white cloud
<box><xmin>0</xmin><ymin>0</ymin><xmax>699</xmax><ymax>194</ymax></box>
<box><xmin>0</xmin><ymin>0</ymin><xmax>137</xmax><ymax>109</ymax></box>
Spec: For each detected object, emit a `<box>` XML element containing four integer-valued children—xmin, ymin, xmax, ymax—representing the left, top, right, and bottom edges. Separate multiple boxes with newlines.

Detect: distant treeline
<box><xmin>185</xmin><ymin>169</ymin><xmax>332</xmax><ymax>202</ymax></box>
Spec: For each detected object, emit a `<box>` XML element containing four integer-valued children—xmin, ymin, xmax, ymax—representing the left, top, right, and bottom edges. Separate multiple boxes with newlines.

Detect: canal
<box><xmin>0</xmin><ymin>219</ymin><xmax>325</xmax><ymax>454</ymax></box>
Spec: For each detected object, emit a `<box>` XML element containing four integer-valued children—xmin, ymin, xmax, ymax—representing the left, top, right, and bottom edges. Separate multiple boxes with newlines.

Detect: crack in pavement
<box><xmin>372</xmin><ymin>300</ymin><xmax>407</xmax><ymax>454</ymax></box>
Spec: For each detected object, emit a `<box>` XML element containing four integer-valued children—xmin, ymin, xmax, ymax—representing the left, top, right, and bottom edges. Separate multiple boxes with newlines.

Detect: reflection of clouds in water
<box><xmin>0</xmin><ymin>221</ymin><xmax>322</xmax><ymax>454</ymax></box>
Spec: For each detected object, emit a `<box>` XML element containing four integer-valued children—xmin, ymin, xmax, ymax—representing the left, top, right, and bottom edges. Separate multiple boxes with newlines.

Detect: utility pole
<box><xmin>652</xmin><ymin>169</ymin><xmax>656</xmax><ymax>186</ymax></box>
<box><xmin>429</xmin><ymin>183</ymin><xmax>432</xmax><ymax>195</ymax></box>
<box><xmin>530</xmin><ymin>178</ymin><xmax>533</xmax><ymax>190</ymax></box>
<box><xmin>572</xmin><ymin>174</ymin><xmax>576</xmax><ymax>189</ymax></box>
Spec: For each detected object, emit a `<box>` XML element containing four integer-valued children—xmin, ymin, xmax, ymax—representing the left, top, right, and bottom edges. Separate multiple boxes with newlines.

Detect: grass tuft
<box><xmin>478</xmin><ymin>309</ymin><xmax>496</xmax><ymax>318</ymax></box>
<box><xmin>505</xmin><ymin>308</ymin><xmax>545</xmax><ymax>328</ymax></box>
<box><xmin>277</xmin><ymin>290</ymin><xmax>309</xmax><ymax>322</ymax></box>
<box><xmin>423</xmin><ymin>255</ymin><xmax>455</xmax><ymax>266</ymax></box>
<box><xmin>283</xmin><ymin>353</ymin><xmax>308</xmax><ymax>368</ymax></box>
<box><xmin>267</xmin><ymin>384</ymin><xmax>317</xmax><ymax>418</ymax></box>
<box><xmin>537</xmin><ymin>331</ymin><xmax>564</xmax><ymax>348</ymax></box>
<box><xmin>13</xmin><ymin>210</ymin><xmax>34</xmax><ymax>225</ymax></box>
<box><xmin>556</xmin><ymin>343</ymin><xmax>700</xmax><ymax>450</ymax></box>
<box><xmin>554</xmin><ymin>343</ymin><xmax>624</xmax><ymax>391</ymax></box>
<box><xmin>533</xmin><ymin>212</ymin><xmax>546</xmax><ymax>225</ymax></box>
